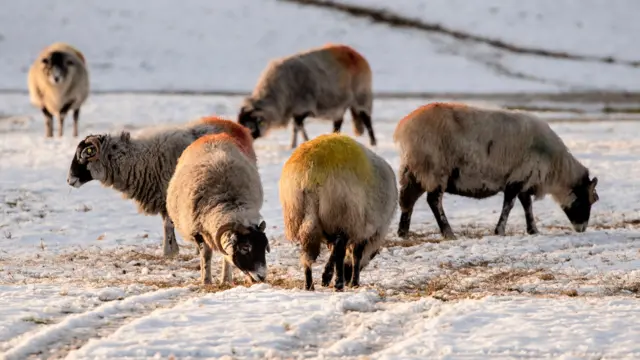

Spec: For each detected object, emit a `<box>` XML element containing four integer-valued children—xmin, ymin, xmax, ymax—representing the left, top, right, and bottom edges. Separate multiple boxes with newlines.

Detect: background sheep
<box><xmin>394</xmin><ymin>102</ymin><xmax>600</xmax><ymax>240</ymax></box>
<box><xmin>238</xmin><ymin>43</ymin><xmax>376</xmax><ymax>149</ymax></box>
<box><xmin>66</xmin><ymin>116</ymin><xmax>255</xmax><ymax>257</ymax></box>
<box><xmin>167</xmin><ymin>133</ymin><xmax>270</xmax><ymax>285</ymax></box>
<box><xmin>279</xmin><ymin>133</ymin><xmax>397</xmax><ymax>291</ymax></box>
<box><xmin>28</xmin><ymin>42</ymin><xmax>90</xmax><ymax>138</ymax></box>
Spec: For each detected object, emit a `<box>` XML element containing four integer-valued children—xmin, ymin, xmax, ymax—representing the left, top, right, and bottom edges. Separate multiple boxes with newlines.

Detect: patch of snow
<box><xmin>1</xmin><ymin>288</ymin><xmax>188</xmax><ymax>360</ymax></box>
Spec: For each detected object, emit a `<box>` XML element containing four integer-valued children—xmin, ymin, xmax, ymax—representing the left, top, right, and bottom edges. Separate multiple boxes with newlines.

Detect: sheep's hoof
<box><xmin>305</xmin><ymin>283</ymin><xmax>315</xmax><ymax>291</ymax></box>
<box><xmin>527</xmin><ymin>227</ymin><xmax>539</xmax><ymax>235</ymax></box>
<box><xmin>494</xmin><ymin>228</ymin><xmax>506</xmax><ymax>236</ymax></box>
<box><xmin>334</xmin><ymin>283</ymin><xmax>344</xmax><ymax>292</ymax></box>
<box><xmin>321</xmin><ymin>273</ymin><xmax>333</xmax><ymax>287</ymax></box>
<box><xmin>443</xmin><ymin>232</ymin><xmax>456</xmax><ymax>240</ymax></box>
<box><xmin>202</xmin><ymin>278</ymin><xmax>212</xmax><ymax>285</ymax></box>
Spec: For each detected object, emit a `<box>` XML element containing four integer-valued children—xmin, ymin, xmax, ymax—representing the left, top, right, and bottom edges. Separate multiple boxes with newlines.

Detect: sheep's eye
<box><xmin>65</xmin><ymin>61</ymin><xmax>74</xmax><ymax>67</ymax></box>
<box><xmin>82</xmin><ymin>146</ymin><xmax>96</xmax><ymax>158</ymax></box>
<box><xmin>240</xmin><ymin>243</ymin><xmax>251</xmax><ymax>254</ymax></box>
<box><xmin>257</xmin><ymin>117</ymin><xmax>264</xmax><ymax>125</ymax></box>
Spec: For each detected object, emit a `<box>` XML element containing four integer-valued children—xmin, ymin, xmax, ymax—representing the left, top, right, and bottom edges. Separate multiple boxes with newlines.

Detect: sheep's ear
<box><xmin>589</xmin><ymin>177</ymin><xmax>599</xmax><ymax>204</ymax></box>
<box><xmin>120</xmin><ymin>131</ymin><xmax>131</xmax><ymax>143</ymax></box>
<box><xmin>258</xmin><ymin>221</ymin><xmax>266</xmax><ymax>232</ymax></box>
<box><xmin>266</xmin><ymin>242</ymin><xmax>271</xmax><ymax>253</ymax></box>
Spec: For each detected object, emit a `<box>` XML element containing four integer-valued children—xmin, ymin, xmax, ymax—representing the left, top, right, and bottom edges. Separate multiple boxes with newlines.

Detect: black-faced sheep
<box><xmin>394</xmin><ymin>102</ymin><xmax>599</xmax><ymax>240</ymax></box>
<box><xmin>28</xmin><ymin>42</ymin><xmax>90</xmax><ymax>138</ymax></box>
<box><xmin>66</xmin><ymin>117</ymin><xmax>255</xmax><ymax>258</ymax></box>
<box><xmin>238</xmin><ymin>43</ymin><xmax>376</xmax><ymax>149</ymax></box>
<box><xmin>279</xmin><ymin>133</ymin><xmax>397</xmax><ymax>291</ymax></box>
<box><xmin>167</xmin><ymin>133</ymin><xmax>270</xmax><ymax>285</ymax></box>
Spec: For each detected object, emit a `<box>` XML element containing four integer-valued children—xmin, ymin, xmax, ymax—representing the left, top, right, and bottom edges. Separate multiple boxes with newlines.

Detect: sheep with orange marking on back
<box><xmin>239</xmin><ymin>43</ymin><xmax>377</xmax><ymax>149</ymax></box>
<box><xmin>28</xmin><ymin>42</ymin><xmax>90</xmax><ymax>138</ymax></box>
<box><xmin>394</xmin><ymin>102</ymin><xmax>599</xmax><ymax>240</ymax></box>
<box><xmin>66</xmin><ymin>116</ymin><xmax>255</xmax><ymax>258</ymax></box>
<box><xmin>279</xmin><ymin>133</ymin><xmax>397</xmax><ymax>291</ymax></box>
<box><xmin>167</xmin><ymin>133</ymin><xmax>270</xmax><ymax>285</ymax></box>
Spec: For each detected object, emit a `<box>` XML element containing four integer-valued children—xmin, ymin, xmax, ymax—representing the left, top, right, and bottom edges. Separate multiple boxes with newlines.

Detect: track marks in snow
<box><xmin>1</xmin><ymin>288</ymin><xmax>191</xmax><ymax>360</ymax></box>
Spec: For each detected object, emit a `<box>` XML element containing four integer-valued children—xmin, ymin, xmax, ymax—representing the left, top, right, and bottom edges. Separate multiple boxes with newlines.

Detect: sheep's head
<box><xmin>41</xmin><ymin>51</ymin><xmax>79</xmax><ymax>85</ymax></box>
<box><xmin>67</xmin><ymin>132</ymin><xmax>131</xmax><ymax>188</ymax></box>
<box><xmin>215</xmin><ymin>221</ymin><xmax>270</xmax><ymax>283</ymax></box>
<box><xmin>561</xmin><ymin>175</ymin><xmax>599</xmax><ymax>232</ymax></box>
<box><xmin>237</xmin><ymin>99</ymin><xmax>273</xmax><ymax>140</ymax></box>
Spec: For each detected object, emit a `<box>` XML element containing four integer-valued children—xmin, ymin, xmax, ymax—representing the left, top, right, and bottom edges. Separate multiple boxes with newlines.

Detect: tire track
<box><xmin>1</xmin><ymin>288</ymin><xmax>194</xmax><ymax>360</ymax></box>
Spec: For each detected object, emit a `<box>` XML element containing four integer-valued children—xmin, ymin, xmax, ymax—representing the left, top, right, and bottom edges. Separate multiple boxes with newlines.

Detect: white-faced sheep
<box><xmin>167</xmin><ymin>133</ymin><xmax>270</xmax><ymax>285</ymax></box>
<box><xmin>238</xmin><ymin>43</ymin><xmax>376</xmax><ymax>149</ymax></box>
<box><xmin>28</xmin><ymin>42</ymin><xmax>90</xmax><ymax>138</ymax></box>
<box><xmin>279</xmin><ymin>133</ymin><xmax>397</xmax><ymax>291</ymax></box>
<box><xmin>394</xmin><ymin>102</ymin><xmax>599</xmax><ymax>240</ymax></box>
<box><xmin>66</xmin><ymin>117</ymin><xmax>256</xmax><ymax>258</ymax></box>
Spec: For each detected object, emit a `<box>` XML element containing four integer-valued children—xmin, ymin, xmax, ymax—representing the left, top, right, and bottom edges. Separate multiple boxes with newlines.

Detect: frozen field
<box><xmin>2</xmin><ymin>0</ymin><xmax>640</xmax><ymax>358</ymax></box>
<box><xmin>1</xmin><ymin>93</ymin><xmax>640</xmax><ymax>359</ymax></box>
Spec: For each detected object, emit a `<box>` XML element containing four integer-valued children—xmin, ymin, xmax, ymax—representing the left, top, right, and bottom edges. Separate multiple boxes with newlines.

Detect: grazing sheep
<box><xmin>238</xmin><ymin>43</ymin><xmax>376</xmax><ymax>149</ymax></box>
<box><xmin>279</xmin><ymin>133</ymin><xmax>397</xmax><ymax>291</ymax></box>
<box><xmin>394</xmin><ymin>102</ymin><xmax>599</xmax><ymax>240</ymax></box>
<box><xmin>66</xmin><ymin>116</ymin><xmax>255</xmax><ymax>258</ymax></box>
<box><xmin>167</xmin><ymin>133</ymin><xmax>270</xmax><ymax>285</ymax></box>
<box><xmin>28</xmin><ymin>42</ymin><xmax>90</xmax><ymax>138</ymax></box>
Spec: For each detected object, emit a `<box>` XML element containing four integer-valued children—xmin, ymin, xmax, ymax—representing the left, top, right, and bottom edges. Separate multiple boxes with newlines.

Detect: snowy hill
<box><xmin>1</xmin><ymin>0</ymin><xmax>638</xmax><ymax>94</ymax></box>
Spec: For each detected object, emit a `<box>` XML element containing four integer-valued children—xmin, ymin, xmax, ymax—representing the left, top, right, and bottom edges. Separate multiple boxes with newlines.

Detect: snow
<box><xmin>1</xmin><ymin>0</ymin><xmax>640</xmax><ymax>358</ymax></box>
<box><xmin>62</xmin><ymin>288</ymin><xmax>640</xmax><ymax>359</ymax></box>
<box><xmin>340</xmin><ymin>0</ymin><xmax>640</xmax><ymax>60</ymax></box>
<box><xmin>2</xmin><ymin>93</ymin><xmax>640</xmax><ymax>358</ymax></box>
<box><xmin>1</xmin><ymin>0</ymin><xmax>639</xmax><ymax>93</ymax></box>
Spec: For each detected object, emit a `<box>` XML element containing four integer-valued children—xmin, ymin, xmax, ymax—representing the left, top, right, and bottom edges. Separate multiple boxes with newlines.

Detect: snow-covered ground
<box><xmin>1</xmin><ymin>0</ymin><xmax>640</xmax><ymax>358</ymax></box>
<box><xmin>1</xmin><ymin>92</ymin><xmax>640</xmax><ymax>358</ymax></box>
<box><xmin>1</xmin><ymin>0</ymin><xmax>639</xmax><ymax>93</ymax></box>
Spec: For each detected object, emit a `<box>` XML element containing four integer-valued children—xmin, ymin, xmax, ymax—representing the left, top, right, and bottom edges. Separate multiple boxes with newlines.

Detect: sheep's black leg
<box><xmin>398</xmin><ymin>167</ymin><xmax>426</xmax><ymax>238</ymax></box>
<box><xmin>42</xmin><ymin>108</ymin><xmax>54</xmax><ymax>138</ymax></box>
<box><xmin>331</xmin><ymin>233</ymin><xmax>348</xmax><ymax>291</ymax></box>
<box><xmin>494</xmin><ymin>183</ymin><xmax>522</xmax><ymax>236</ymax></box>
<box><xmin>162</xmin><ymin>213</ymin><xmax>179</xmax><ymax>257</ymax></box>
<box><xmin>333</xmin><ymin>117</ymin><xmax>344</xmax><ymax>133</ymax></box>
<box><xmin>194</xmin><ymin>234</ymin><xmax>212</xmax><ymax>285</ymax></box>
<box><xmin>427</xmin><ymin>187</ymin><xmax>456</xmax><ymax>240</ymax></box>
<box><xmin>518</xmin><ymin>192</ymin><xmax>539</xmax><ymax>235</ymax></box>
<box><xmin>72</xmin><ymin>109</ymin><xmax>80</xmax><ymax>137</ymax></box>
<box><xmin>358</xmin><ymin>111</ymin><xmax>376</xmax><ymax>146</ymax></box>
<box><xmin>349</xmin><ymin>241</ymin><xmax>366</xmax><ymax>288</ymax></box>
<box><xmin>291</xmin><ymin>113</ymin><xmax>310</xmax><ymax>149</ymax></box>
<box><xmin>321</xmin><ymin>242</ymin><xmax>336</xmax><ymax>287</ymax></box>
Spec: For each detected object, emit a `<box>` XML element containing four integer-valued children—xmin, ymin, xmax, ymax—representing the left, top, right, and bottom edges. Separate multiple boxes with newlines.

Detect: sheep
<box><xmin>238</xmin><ymin>43</ymin><xmax>376</xmax><ymax>149</ymax></box>
<box><xmin>279</xmin><ymin>133</ymin><xmax>397</xmax><ymax>291</ymax></box>
<box><xmin>28</xmin><ymin>42</ymin><xmax>90</xmax><ymax>138</ymax></box>
<box><xmin>166</xmin><ymin>133</ymin><xmax>270</xmax><ymax>285</ymax></box>
<box><xmin>66</xmin><ymin>116</ymin><xmax>255</xmax><ymax>258</ymax></box>
<box><xmin>394</xmin><ymin>102</ymin><xmax>600</xmax><ymax>240</ymax></box>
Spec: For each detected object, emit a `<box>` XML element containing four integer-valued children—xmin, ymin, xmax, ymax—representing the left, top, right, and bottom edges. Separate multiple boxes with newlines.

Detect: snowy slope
<box><xmin>340</xmin><ymin>0</ymin><xmax>640</xmax><ymax>60</ymax></box>
<box><xmin>1</xmin><ymin>0</ymin><xmax>639</xmax><ymax>93</ymax></box>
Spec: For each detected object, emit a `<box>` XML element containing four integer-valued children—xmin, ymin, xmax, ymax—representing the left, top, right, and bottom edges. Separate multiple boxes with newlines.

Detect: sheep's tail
<box><xmin>280</xmin><ymin>179</ymin><xmax>322</xmax><ymax>267</ymax></box>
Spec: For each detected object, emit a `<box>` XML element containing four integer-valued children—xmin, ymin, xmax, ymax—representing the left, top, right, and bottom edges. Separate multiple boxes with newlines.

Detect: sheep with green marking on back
<box><xmin>279</xmin><ymin>133</ymin><xmax>397</xmax><ymax>291</ymax></box>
